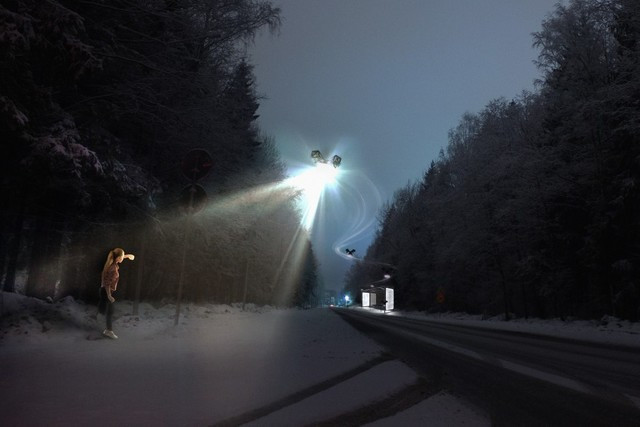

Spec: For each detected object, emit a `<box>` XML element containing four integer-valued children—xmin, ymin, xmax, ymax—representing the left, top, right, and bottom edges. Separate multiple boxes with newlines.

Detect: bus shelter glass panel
<box><xmin>362</xmin><ymin>292</ymin><xmax>370</xmax><ymax>307</ymax></box>
<box><xmin>385</xmin><ymin>288</ymin><xmax>394</xmax><ymax>311</ymax></box>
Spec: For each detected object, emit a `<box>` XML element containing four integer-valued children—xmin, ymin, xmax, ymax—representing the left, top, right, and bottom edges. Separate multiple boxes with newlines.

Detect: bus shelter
<box><xmin>361</xmin><ymin>286</ymin><xmax>394</xmax><ymax>311</ymax></box>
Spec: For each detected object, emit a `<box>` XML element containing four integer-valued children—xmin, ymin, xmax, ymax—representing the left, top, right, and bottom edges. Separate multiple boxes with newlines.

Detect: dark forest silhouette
<box><xmin>0</xmin><ymin>0</ymin><xmax>320</xmax><ymax>308</ymax></box>
<box><xmin>344</xmin><ymin>0</ymin><xmax>640</xmax><ymax>321</ymax></box>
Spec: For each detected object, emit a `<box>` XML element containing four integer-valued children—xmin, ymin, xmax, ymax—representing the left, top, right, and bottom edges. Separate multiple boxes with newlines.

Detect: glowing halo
<box><xmin>284</xmin><ymin>162</ymin><xmax>341</xmax><ymax>230</ymax></box>
<box><xmin>289</xmin><ymin>162</ymin><xmax>338</xmax><ymax>189</ymax></box>
<box><xmin>331</xmin><ymin>169</ymin><xmax>383</xmax><ymax>261</ymax></box>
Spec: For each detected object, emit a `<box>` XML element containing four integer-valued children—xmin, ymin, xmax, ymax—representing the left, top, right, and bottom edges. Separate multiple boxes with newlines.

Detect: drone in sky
<box><xmin>311</xmin><ymin>150</ymin><xmax>342</xmax><ymax>168</ymax></box>
<box><xmin>345</xmin><ymin>248</ymin><xmax>356</xmax><ymax>256</ymax></box>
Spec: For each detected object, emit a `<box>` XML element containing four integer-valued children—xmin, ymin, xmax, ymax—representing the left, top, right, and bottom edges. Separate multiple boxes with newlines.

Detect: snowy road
<box><xmin>335</xmin><ymin>308</ymin><xmax>640</xmax><ymax>427</ymax></box>
<box><xmin>0</xmin><ymin>295</ymin><xmax>489</xmax><ymax>426</ymax></box>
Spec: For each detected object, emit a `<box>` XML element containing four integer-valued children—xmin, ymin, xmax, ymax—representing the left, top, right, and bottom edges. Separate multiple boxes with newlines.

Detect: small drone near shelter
<box><xmin>345</xmin><ymin>248</ymin><xmax>356</xmax><ymax>256</ymax></box>
<box><xmin>311</xmin><ymin>150</ymin><xmax>342</xmax><ymax>168</ymax></box>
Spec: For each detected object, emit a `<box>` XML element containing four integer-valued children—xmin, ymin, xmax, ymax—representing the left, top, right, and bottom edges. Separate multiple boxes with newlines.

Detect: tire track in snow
<box><xmin>212</xmin><ymin>353</ymin><xmax>393</xmax><ymax>426</ymax></box>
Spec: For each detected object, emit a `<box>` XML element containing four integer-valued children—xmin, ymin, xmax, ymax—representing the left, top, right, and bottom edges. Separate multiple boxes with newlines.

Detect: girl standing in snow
<box><xmin>99</xmin><ymin>248</ymin><xmax>135</xmax><ymax>339</ymax></box>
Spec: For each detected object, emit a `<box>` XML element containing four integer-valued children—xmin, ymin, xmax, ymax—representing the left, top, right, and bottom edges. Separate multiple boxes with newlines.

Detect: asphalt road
<box><xmin>333</xmin><ymin>308</ymin><xmax>640</xmax><ymax>427</ymax></box>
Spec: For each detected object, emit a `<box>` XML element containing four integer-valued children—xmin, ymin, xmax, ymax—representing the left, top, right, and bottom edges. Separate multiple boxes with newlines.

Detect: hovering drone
<box><xmin>311</xmin><ymin>150</ymin><xmax>342</xmax><ymax>168</ymax></box>
<box><xmin>345</xmin><ymin>248</ymin><xmax>356</xmax><ymax>256</ymax></box>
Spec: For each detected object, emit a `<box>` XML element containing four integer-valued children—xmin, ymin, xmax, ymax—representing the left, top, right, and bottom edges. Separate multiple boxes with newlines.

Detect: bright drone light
<box><xmin>313</xmin><ymin>162</ymin><xmax>338</xmax><ymax>185</ymax></box>
<box><xmin>290</xmin><ymin>162</ymin><xmax>338</xmax><ymax>191</ymax></box>
<box><xmin>284</xmin><ymin>150</ymin><xmax>342</xmax><ymax>230</ymax></box>
<box><xmin>286</xmin><ymin>163</ymin><xmax>340</xmax><ymax>230</ymax></box>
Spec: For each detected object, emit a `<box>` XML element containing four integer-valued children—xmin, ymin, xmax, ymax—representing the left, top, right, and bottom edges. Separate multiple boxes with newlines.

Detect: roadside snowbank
<box><xmin>381</xmin><ymin>308</ymin><xmax>640</xmax><ymax>348</ymax></box>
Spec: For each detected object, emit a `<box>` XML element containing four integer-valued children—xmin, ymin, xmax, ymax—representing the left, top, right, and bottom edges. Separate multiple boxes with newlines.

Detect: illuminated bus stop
<box><xmin>361</xmin><ymin>286</ymin><xmax>394</xmax><ymax>311</ymax></box>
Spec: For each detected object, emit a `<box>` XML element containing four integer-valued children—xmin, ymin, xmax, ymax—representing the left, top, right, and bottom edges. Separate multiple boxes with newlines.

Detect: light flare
<box><xmin>331</xmin><ymin>170</ymin><xmax>383</xmax><ymax>261</ymax></box>
<box><xmin>285</xmin><ymin>163</ymin><xmax>340</xmax><ymax>230</ymax></box>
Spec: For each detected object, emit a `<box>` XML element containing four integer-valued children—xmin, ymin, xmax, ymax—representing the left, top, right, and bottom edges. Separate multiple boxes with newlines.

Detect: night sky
<box><xmin>248</xmin><ymin>0</ymin><xmax>560</xmax><ymax>290</ymax></box>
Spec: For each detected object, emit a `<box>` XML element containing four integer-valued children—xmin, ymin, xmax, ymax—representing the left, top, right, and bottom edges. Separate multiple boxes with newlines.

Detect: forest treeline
<box><xmin>0</xmin><ymin>0</ymin><xmax>320</xmax><ymax>307</ymax></box>
<box><xmin>344</xmin><ymin>0</ymin><xmax>640</xmax><ymax>321</ymax></box>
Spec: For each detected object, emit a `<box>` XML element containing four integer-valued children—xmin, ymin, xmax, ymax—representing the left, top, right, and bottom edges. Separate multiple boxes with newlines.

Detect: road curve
<box><xmin>333</xmin><ymin>308</ymin><xmax>640</xmax><ymax>427</ymax></box>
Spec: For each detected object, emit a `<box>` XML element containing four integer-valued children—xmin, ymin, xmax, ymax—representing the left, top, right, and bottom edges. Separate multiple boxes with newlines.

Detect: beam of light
<box><xmin>182</xmin><ymin>160</ymin><xmax>342</xmax><ymax>307</ymax></box>
<box><xmin>285</xmin><ymin>162</ymin><xmax>340</xmax><ymax>230</ymax></box>
<box><xmin>157</xmin><ymin>144</ymin><xmax>348</xmax><ymax>309</ymax></box>
<box><xmin>266</xmin><ymin>161</ymin><xmax>346</xmax><ymax>305</ymax></box>
<box><xmin>199</xmin><ymin>180</ymin><xmax>294</xmax><ymax>219</ymax></box>
<box><xmin>269</xmin><ymin>218</ymin><xmax>312</xmax><ymax>306</ymax></box>
<box><xmin>196</xmin><ymin>162</ymin><xmax>340</xmax><ymax>234</ymax></box>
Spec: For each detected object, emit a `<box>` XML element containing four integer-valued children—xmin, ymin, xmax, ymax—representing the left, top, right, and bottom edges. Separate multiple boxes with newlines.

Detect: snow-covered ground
<box><xmin>0</xmin><ymin>292</ymin><xmax>487</xmax><ymax>426</ymax></box>
<box><xmin>4</xmin><ymin>292</ymin><xmax>637</xmax><ymax>426</ymax></box>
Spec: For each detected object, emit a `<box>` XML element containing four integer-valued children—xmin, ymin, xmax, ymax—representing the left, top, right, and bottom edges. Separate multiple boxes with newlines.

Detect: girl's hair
<box><xmin>102</xmin><ymin>248</ymin><xmax>125</xmax><ymax>276</ymax></box>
